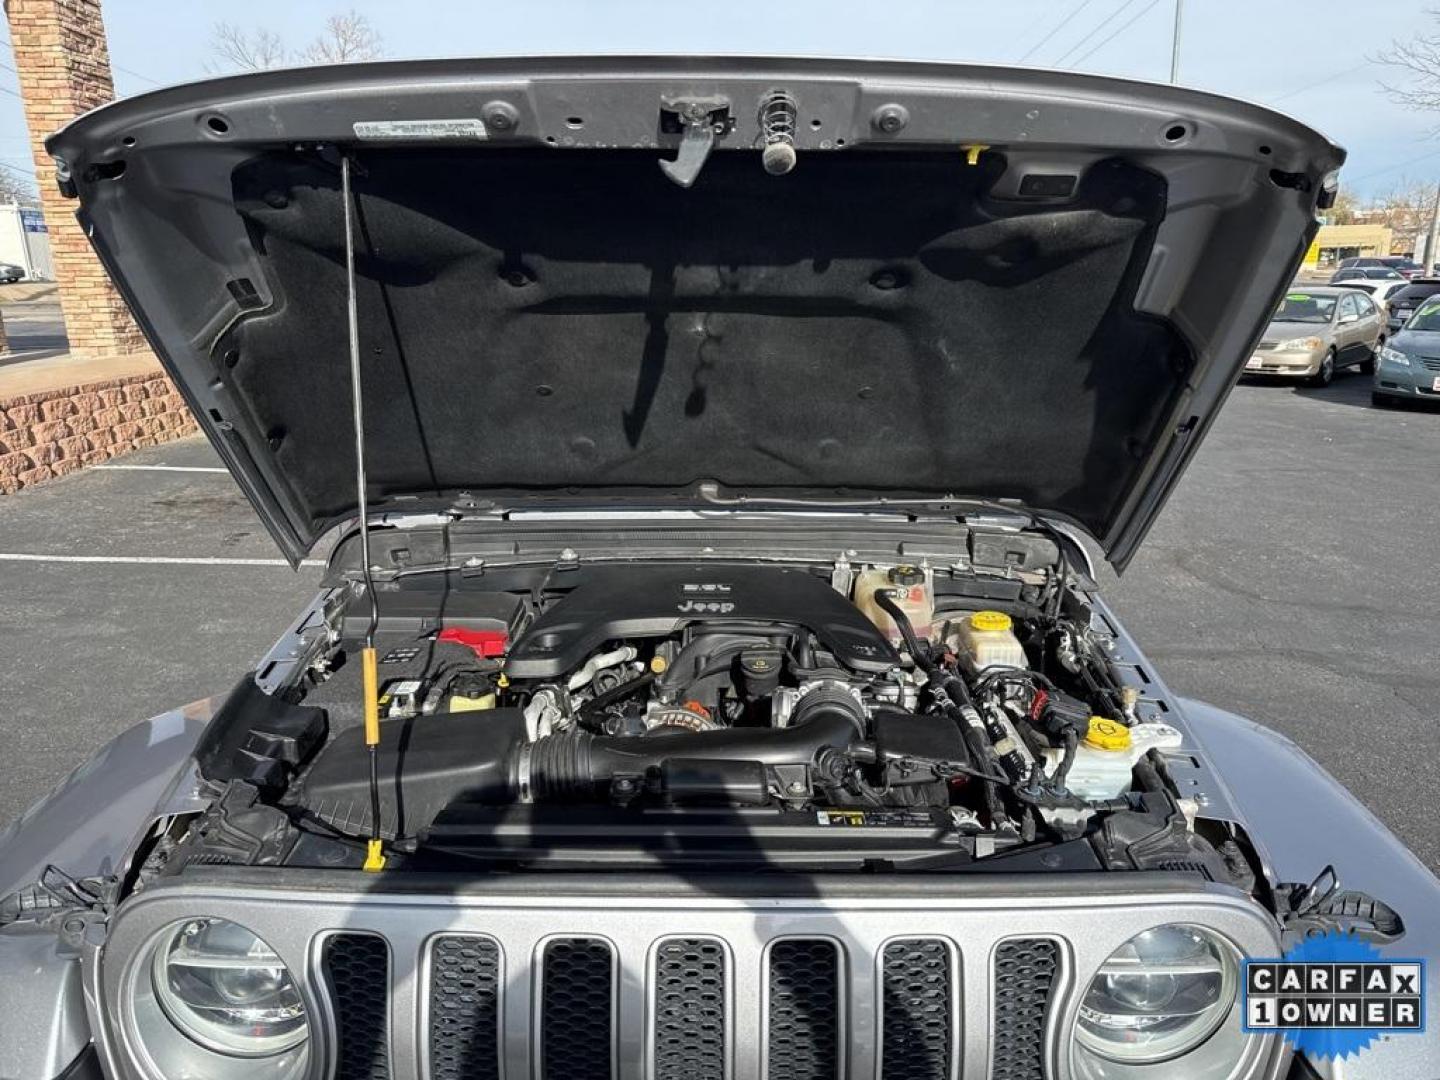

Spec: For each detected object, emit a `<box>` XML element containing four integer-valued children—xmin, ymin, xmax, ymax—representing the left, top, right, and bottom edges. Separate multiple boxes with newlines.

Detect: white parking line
<box><xmin>95</xmin><ymin>464</ymin><xmax>229</xmax><ymax>473</ymax></box>
<box><xmin>0</xmin><ymin>553</ymin><xmax>325</xmax><ymax>567</ymax></box>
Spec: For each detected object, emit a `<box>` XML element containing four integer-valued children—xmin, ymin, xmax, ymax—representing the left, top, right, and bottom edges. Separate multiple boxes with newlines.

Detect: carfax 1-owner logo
<box><xmin>1243</xmin><ymin>930</ymin><xmax>1425</xmax><ymax>1060</ymax></box>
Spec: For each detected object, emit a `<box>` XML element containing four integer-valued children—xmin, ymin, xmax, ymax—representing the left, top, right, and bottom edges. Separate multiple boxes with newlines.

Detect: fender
<box><xmin>0</xmin><ymin>700</ymin><xmax>213</xmax><ymax>1080</ymax></box>
<box><xmin>0</xmin><ymin>699</ymin><xmax>214</xmax><ymax>898</ymax></box>
<box><xmin>1179</xmin><ymin>697</ymin><xmax>1440</xmax><ymax>1080</ymax></box>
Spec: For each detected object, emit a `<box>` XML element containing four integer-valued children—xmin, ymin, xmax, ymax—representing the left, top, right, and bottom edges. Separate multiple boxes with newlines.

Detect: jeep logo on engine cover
<box><xmin>678</xmin><ymin>599</ymin><xmax>736</xmax><ymax>614</ymax></box>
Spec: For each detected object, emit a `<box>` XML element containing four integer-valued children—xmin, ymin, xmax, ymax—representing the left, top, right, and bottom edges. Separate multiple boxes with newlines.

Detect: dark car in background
<box><xmin>1382</xmin><ymin>278</ymin><xmax>1440</xmax><ymax>333</ymax></box>
<box><xmin>1330</xmin><ymin>265</ymin><xmax>1406</xmax><ymax>284</ymax></box>
<box><xmin>1338</xmin><ymin>255</ymin><xmax>1424</xmax><ymax>279</ymax></box>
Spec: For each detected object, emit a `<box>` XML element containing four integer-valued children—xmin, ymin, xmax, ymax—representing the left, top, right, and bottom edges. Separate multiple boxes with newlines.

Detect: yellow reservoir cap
<box><xmin>970</xmin><ymin>610</ymin><xmax>1013</xmax><ymax>633</ymax></box>
<box><xmin>1085</xmin><ymin>716</ymin><xmax>1132</xmax><ymax>751</ymax></box>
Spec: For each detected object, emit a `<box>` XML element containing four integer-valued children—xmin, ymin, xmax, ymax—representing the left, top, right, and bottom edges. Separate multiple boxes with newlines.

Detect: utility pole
<box><xmin>1427</xmin><ymin>181</ymin><xmax>1440</xmax><ymax>271</ymax></box>
<box><xmin>1170</xmin><ymin>0</ymin><xmax>1184</xmax><ymax>83</ymax></box>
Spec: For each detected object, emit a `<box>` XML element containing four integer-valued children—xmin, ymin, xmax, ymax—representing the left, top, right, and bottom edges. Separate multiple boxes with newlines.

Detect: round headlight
<box><xmin>151</xmin><ymin>918</ymin><xmax>308</xmax><ymax>1057</ymax></box>
<box><xmin>1077</xmin><ymin>924</ymin><xmax>1237</xmax><ymax>1064</ymax></box>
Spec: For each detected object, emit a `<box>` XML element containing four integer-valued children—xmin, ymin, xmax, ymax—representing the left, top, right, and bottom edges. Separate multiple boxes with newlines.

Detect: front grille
<box><xmin>429</xmin><ymin>935</ymin><xmax>501</xmax><ymax>1080</ymax></box>
<box><xmin>541</xmin><ymin>938</ymin><xmax>614</xmax><ymax>1080</ymax></box>
<box><xmin>654</xmin><ymin>937</ymin><xmax>727</xmax><ymax>1080</ymax></box>
<box><xmin>880</xmin><ymin>939</ymin><xmax>953</xmax><ymax>1080</ymax></box>
<box><xmin>1420</xmin><ymin>357</ymin><xmax>1440</xmax><ymax>372</ymax></box>
<box><xmin>768</xmin><ymin>939</ymin><xmax>841</xmax><ymax>1080</ymax></box>
<box><xmin>322</xmin><ymin>933</ymin><xmax>390</xmax><ymax>1080</ymax></box>
<box><xmin>991</xmin><ymin>938</ymin><xmax>1060</xmax><ymax>1080</ymax></box>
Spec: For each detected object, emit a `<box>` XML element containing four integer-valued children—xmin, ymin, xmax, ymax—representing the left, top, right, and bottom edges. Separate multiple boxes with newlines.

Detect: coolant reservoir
<box><xmin>952</xmin><ymin>610</ymin><xmax>1026</xmax><ymax>673</ymax></box>
<box><xmin>1043</xmin><ymin>718</ymin><xmax>1184</xmax><ymax>801</ymax></box>
<box><xmin>854</xmin><ymin>565</ymin><xmax>934</xmax><ymax>647</ymax></box>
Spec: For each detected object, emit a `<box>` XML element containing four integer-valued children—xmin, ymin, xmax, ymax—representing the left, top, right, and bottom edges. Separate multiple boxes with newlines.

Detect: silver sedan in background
<box><xmin>1244</xmin><ymin>286</ymin><xmax>1386</xmax><ymax>386</ymax></box>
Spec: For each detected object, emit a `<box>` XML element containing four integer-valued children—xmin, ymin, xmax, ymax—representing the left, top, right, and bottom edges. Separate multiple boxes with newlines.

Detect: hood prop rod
<box><xmin>341</xmin><ymin>153</ymin><xmax>386</xmax><ymax>873</ymax></box>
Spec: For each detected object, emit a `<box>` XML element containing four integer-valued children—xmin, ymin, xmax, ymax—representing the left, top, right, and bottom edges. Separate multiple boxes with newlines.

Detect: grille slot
<box><xmin>880</xmin><ymin>938</ymin><xmax>953</xmax><ymax>1080</ymax></box>
<box><xmin>767</xmin><ymin>938</ymin><xmax>841</xmax><ymax>1080</ymax></box>
<box><xmin>322</xmin><ymin>933</ymin><xmax>390</xmax><ymax>1080</ymax></box>
<box><xmin>541</xmin><ymin>937</ymin><xmax>614</xmax><ymax>1080</ymax></box>
<box><xmin>991</xmin><ymin>938</ymin><xmax>1060</xmax><ymax>1080</ymax></box>
<box><xmin>654</xmin><ymin>937</ymin><xmax>727</xmax><ymax>1080</ymax></box>
<box><xmin>428</xmin><ymin>935</ymin><xmax>501</xmax><ymax>1080</ymax></box>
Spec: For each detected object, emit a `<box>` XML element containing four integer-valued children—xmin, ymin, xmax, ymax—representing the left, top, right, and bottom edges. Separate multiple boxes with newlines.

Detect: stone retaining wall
<box><xmin>0</xmin><ymin>371</ymin><xmax>198</xmax><ymax>493</ymax></box>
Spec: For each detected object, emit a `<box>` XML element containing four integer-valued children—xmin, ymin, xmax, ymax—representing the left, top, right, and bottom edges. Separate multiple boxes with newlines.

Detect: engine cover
<box><xmin>506</xmin><ymin>565</ymin><xmax>900</xmax><ymax>678</ymax></box>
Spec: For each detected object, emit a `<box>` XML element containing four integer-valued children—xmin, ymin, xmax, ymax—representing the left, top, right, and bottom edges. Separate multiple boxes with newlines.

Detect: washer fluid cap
<box><xmin>1085</xmin><ymin>716</ymin><xmax>1131</xmax><ymax>751</ymax></box>
<box><xmin>969</xmin><ymin>610</ymin><xmax>1013</xmax><ymax>633</ymax></box>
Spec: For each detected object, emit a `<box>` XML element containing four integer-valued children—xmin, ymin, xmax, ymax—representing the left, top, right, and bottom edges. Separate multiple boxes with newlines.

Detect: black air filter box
<box><xmin>292</xmin><ymin>709</ymin><xmax>526</xmax><ymax>837</ymax></box>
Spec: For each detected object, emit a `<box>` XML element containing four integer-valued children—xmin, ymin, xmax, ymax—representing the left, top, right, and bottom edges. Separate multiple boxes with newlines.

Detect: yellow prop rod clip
<box><xmin>364</xmin><ymin>838</ymin><xmax>387</xmax><ymax>872</ymax></box>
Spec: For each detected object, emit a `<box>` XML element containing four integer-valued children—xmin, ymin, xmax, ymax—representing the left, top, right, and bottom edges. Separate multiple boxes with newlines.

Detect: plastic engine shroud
<box><xmin>505</xmin><ymin>565</ymin><xmax>900</xmax><ymax>679</ymax></box>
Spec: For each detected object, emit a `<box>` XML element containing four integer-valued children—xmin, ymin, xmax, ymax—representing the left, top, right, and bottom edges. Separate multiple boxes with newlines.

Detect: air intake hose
<box><xmin>515</xmin><ymin>706</ymin><xmax>862</xmax><ymax>803</ymax></box>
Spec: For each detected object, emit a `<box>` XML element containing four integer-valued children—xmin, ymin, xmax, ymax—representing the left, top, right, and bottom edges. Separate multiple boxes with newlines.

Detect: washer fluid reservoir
<box><xmin>952</xmin><ymin>610</ymin><xmax>1026</xmax><ymax>673</ymax></box>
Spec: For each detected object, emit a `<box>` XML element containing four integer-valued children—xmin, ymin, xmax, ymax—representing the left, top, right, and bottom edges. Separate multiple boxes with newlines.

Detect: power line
<box><xmin>0</xmin><ymin>159</ymin><xmax>37</xmax><ymax>180</ymax></box>
<box><xmin>1053</xmin><ymin>0</ymin><xmax>1143</xmax><ymax>66</ymax></box>
<box><xmin>1017</xmin><ymin>0</ymin><xmax>1101</xmax><ymax>64</ymax></box>
<box><xmin>1346</xmin><ymin>147</ymin><xmax>1440</xmax><ymax>185</ymax></box>
<box><xmin>0</xmin><ymin>34</ymin><xmax>160</xmax><ymax>87</ymax></box>
<box><xmin>1269</xmin><ymin>62</ymin><xmax>1371</xmax><ymax>106</ymax></box>
<box><xmin>1069</xmin><ymin>0</ymin><xmax>1167</xmax><ymax>68</ymax></box>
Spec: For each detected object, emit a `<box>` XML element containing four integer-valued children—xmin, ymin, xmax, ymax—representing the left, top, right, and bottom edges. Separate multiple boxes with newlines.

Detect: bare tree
<box><xmin>1376</xmin><ymin>11</ymin><xmax>1440</xmax><ymax>113</ymax></box>
<box><xmin>0</xmin><ymin>166</ymin><xmax>39</xmax><ymax>207</ymax></box>
<box><xmin>208</xmin><ymin>11</ymin><xmax>383</xmax><ymax>73</ymax></box>
<box><xmin>1370</xmin><ymin>179</ymin><xmax>1437</xmax><ymax>235</ymax></box>
<box><xmin>209</xmin><ymin>23</ymin><xmax>287</xmax><ymax>72</ymax></box>
<box><xmin>299</xmin><ymin>12</ymin><xmax>384</xmax><ymax>64</ymax></box>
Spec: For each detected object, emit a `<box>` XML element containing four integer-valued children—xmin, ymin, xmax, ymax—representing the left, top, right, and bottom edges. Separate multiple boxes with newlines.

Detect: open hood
<box><xmin>47</xmin><ymin>57</ymin><xmax>1343</xmax><ymax>567</ymax></box>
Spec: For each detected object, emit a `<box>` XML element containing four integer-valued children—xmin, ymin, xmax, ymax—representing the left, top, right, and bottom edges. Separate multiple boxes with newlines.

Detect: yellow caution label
<box><xmin>447</xmin><ymin>693</ymin><xmax>496</xmax><ymax>712</ymax></box>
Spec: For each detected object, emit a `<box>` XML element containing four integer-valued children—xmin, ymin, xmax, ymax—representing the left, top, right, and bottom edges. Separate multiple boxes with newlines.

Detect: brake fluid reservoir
<box><xmin>953</xmin><ymin>610</ymin><xmax>1026</xmax><ymax>673</ymax></box>
<box><xmin>1043</xmin><ymin>718</ymin><xmax>1184</xmax><ymax>801</ymax></box>
<box><xmin>854</xmin><ymin>565</ymin><xmax>933</xmax><ymax>647</ymax></box>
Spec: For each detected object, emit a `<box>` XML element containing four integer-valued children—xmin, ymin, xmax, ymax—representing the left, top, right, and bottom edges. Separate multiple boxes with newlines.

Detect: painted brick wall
<box><xmin>0</xmin><ymin>373</ymin><xmax>198</xmax><ymax>492</ymax></box>
<box><xmin>6</xmin><ymin>0</ymin><xmax>147</xmax><ymax>358</ymax></box>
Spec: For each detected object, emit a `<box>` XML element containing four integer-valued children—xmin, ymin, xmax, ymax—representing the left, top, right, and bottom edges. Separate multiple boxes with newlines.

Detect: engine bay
<box><xmin>159</xmin><ymin>542</ymin><xmax>1257</xmax><ymax>880</ymax></box>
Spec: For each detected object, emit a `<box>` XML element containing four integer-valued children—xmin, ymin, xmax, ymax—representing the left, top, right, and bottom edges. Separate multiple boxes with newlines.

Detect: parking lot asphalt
<box><xmin>0</xmin><ymin>299</ymin><xmax>66</xmax><ymax>365</ymax></box>
<box><xmin>0</xmin><ymin>372</ymin><xmax>1436</xmax><ymax>870</ymax></box>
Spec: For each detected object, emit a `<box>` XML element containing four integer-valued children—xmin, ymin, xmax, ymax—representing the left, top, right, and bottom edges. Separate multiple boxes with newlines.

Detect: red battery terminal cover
<box><xmin>437</xmin><ymin>626</ymin><xmax>509</xmax><ymax>658</ymax></box>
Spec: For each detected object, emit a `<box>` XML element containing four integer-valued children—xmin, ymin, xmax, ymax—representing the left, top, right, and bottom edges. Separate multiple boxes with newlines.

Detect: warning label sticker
<box><xmin>353</xmin><ymin>118</ymin><xmax>487</xmax><ymax>140</ymax></box>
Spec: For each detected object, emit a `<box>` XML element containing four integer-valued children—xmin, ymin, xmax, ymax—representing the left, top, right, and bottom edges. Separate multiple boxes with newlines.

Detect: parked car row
<box><xmin>1245</xmin><ymin>278</ymin><xmax>1440</xmax><ymax>404</ymax></box>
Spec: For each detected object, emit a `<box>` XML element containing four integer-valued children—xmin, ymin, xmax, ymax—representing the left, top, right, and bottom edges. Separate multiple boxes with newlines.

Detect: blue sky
<box><xmin>1</xmin><ymin>0</ymin><xmax>1437</xmax><ymax>200</ymax></box>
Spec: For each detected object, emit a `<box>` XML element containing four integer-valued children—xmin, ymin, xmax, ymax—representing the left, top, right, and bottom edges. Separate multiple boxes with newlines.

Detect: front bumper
<box><xmin>1245</xmin><ymin>347</ymin><xmax>1323</xmax><ymax>376</ymax></box>
<box><xmin>1374</xmin><ymin>357</ymin><xmax>1440</xmax><ymax>400</ymax></box>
